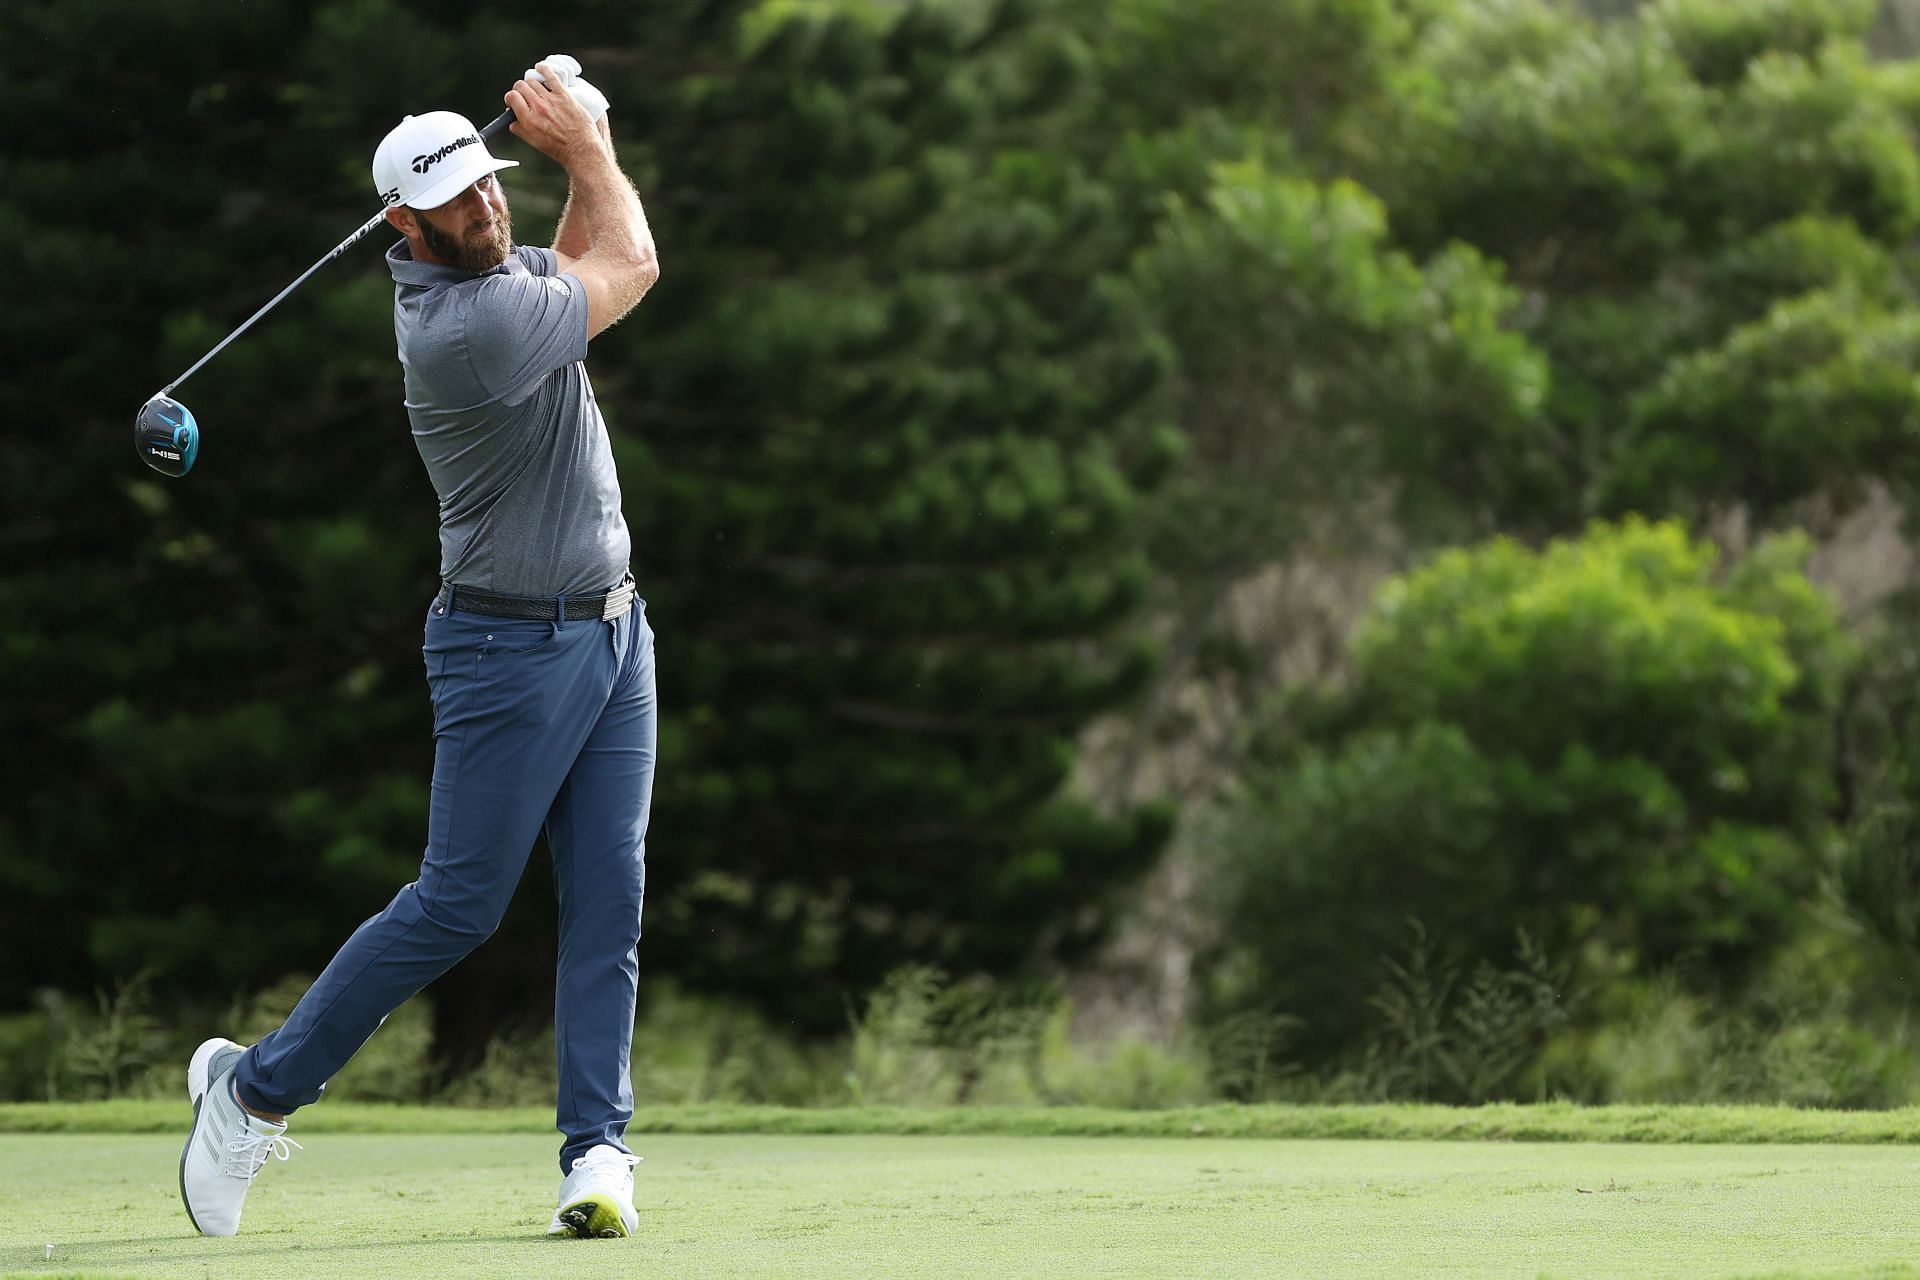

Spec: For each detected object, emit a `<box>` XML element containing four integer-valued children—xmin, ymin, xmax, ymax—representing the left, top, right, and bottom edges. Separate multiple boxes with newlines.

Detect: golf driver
<box><xmin>135</xmin><ymin>58</ymin><xmax>608</xmax><ymax>478</ymax></box>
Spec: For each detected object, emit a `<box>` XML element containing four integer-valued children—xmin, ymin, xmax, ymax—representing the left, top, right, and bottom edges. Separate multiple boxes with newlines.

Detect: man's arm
<box><xmin>552</xmin><ymin>115</ymin><xmax>611</xmax><ymax>268</ymax></box>
<box><xmin>507</xmin><ymin>65</ymin><xmax>659</xmax><ymax>338</ymax></box>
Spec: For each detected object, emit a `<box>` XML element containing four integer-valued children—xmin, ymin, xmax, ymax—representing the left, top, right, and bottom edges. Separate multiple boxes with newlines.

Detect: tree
<box><xmin>607</xmin><ymin>0</ymin><xmax>1177</xmax><ymax>1026</ymax></box>
<box><xmin>1353</xmin><ymin>0</ymin><xmax>1920</xmax><ymax>534</ymax></box>
<box><xmin>1211</xmin><ymin>520</ymin><xmax>1850</xmax><ymax>1057</ymax></box>
<box><xmin>0</xmin><ymin>0</ymin><xmax>1176</xmax><ymax>1046</ymax></box>
<box><xmin>1</xmin><ymin>0</ymin><xmax>462</xmax><ymax>1011</ymax></box>
<box><xmin>1135</xmin><ymin>162</ymin><xmax>1552</xmax><ymax>572</ymax></box>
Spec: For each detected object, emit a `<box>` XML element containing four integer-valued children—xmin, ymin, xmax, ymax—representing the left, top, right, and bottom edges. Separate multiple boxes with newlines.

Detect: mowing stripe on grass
<box><xmin>5</xmin><ymin>1100</ymin><xmax>1920</xmax><ymax>1142</ymax></box>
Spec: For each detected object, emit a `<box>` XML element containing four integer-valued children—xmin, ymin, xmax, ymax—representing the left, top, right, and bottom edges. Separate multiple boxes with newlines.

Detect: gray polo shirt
<box><xmin>387</xmin><ymin>240</ymin><xmax>631</xmax><ymax>598</ymax></box>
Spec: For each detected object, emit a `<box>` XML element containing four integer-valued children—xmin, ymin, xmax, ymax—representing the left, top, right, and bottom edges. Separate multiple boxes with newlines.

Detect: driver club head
<box><xmin>135</xmin><ymin>396</ymin><xmax>200</xmax><ymax>477</ymax></box>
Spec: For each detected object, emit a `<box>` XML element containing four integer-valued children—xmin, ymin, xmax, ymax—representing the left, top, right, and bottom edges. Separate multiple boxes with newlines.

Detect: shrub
<box><xmin>436</xmin><ymin>1026</ymin><xmax>554</xmax><ymax>1108</ymax></box>
<box><xmin>1212</xmin><ymin>520</ymin><xmax>1850</xmax><ymax>1063</ymax></box>
<box><xmin>0</xmin><ymin>1011</ymin><xmax>52</xmax><ymax>1102</ymax></box>
<box><xmin>843</xmin><ymin>966</ymin><xmax>1060</xmax><ymax>1106</ymax></box>
<box><xmin>30</xmin><ymin>974</ymin><xmax>169</xmax><ymax>1102</ymax></box>
<box><xmin>1309</xmin><ymin>923</ymin><xmax>1577</xmax><ymax>1105</ymax></box>
<box><xmin>1572</xmin><ymin>978</ymin><xmax>1919</xmax><ymax>1108</ymax></box>
<box><xmin>1034</xmin><ymin>1006</ymin><xmax>1213</xmax><ymax>1109</ymax></box>
<box><xmin>629</xmin><ymin>981</ymin><xmax>836</xmax><ymax>1107</ymax></box>
<box><xmin>229</xmin><ymin>975</ymin><xmax>434</xmax><ymax>1103</ymax></box>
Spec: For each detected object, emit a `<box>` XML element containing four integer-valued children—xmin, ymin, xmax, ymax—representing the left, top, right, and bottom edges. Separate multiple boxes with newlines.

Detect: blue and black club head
<box><xmin>135</xmin><ymin>396</ymin><xmax>200</xmax><ymax>478</ymax></box>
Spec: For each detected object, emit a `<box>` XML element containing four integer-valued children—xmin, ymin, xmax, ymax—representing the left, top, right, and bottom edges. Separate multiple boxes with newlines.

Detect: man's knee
<box><xmin>395</xmin><ymin>880</ymin><xmax>511</xmax><ymax>947</ymax></box>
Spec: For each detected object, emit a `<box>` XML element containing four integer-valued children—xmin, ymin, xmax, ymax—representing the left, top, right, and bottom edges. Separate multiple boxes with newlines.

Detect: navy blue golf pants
<box><xmin>235</xmin><ymin>589</ymin><xmax>657</xmax><ymax>1171</ymax></box>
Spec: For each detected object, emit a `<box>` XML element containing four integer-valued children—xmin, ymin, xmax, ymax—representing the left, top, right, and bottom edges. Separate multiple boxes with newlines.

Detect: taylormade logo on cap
<box><xmin>372</xmin><ymin>111</ymin><xmax>519</xmax><ymax>212</ymax></box>
<box><xmin>412</xmin><ymin>133</ymin><xmax>482</xmax><ymax>175</ymax></box>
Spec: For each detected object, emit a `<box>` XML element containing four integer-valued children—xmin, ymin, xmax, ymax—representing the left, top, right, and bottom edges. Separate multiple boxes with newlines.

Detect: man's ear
<box><xmin>384</xmin><ymin>206</ymin><xmax>416</xmax><ymax>235</ymax></box>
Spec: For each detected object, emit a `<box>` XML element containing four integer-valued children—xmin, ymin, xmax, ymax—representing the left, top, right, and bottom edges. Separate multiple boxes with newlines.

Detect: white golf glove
<box><xmin>525</xmin><ymin>54</ymin><xmax>610</xmax><ymax>123</ymax></box>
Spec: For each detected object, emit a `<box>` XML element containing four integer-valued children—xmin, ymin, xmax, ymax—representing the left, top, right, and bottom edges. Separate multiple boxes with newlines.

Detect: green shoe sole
<box><xmin>554</xmin><ymin>1195</ymin><xmax>630</xmax><ymax>1239</ymax></box>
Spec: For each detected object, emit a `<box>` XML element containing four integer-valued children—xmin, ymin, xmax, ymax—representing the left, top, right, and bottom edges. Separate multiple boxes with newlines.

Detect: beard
<box><xmin>418</xmin><ymin>202</ymin><xmax>513</xmax><ymax>273</ymax></box>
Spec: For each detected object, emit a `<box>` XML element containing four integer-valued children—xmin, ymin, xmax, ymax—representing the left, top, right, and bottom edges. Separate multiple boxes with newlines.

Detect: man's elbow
<box><xmin>609</xmin><ymin>255</ymin><xmax>659</xmax><ymax>324</ymax></box>
<box><xmin>628</xmin><ymin>252</ymin><xmax>660</xmax><ymax>300</ymax></box>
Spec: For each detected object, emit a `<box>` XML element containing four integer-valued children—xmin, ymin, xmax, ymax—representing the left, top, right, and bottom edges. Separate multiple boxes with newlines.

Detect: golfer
<box><xmin>179</xmin><ymin>63</ymin><xmax>661</xmax><ymax>1240</ymax></box>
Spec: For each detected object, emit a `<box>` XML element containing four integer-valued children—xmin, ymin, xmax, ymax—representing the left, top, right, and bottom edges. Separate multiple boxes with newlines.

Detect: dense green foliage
<box><xmin>1</xmin><ymin>0</ymin><xmax>1175</xmax><ymax>1048</ymax></box>
<box><xmin>1353</xmin><ymin>0</ymin><xmax>1920</xmax><ymax>531</ymax></box>
<box><xmin>1214</xmin><ymin>522</ymin><xmax>1851</xmax><ymax>1057</ymax></box>
<box><xmin>620</xmin><ymin>3</ymin><xmax>1179</xmax><ymax>1022</ymax></box>
<box><xmin>10</xmin><ymin>0</ymin><xmax>1920</xmax><ymax>1103</ymax></box>
<box><xmin>1168</xmin><ymin>0</ymin><xmax>1920</xmax><ymax>1101</ymax></box>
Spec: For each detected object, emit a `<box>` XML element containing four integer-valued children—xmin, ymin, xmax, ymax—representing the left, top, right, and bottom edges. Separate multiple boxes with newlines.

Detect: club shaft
<box><xmin>153</xmin><ymin>107</ymin><xmax>518</xmax><ymax>402</ymax></box>
<box><xmin>156</xmin><ymin>209</ymin><xmax>387</xmax><ymax>400</ymax></box>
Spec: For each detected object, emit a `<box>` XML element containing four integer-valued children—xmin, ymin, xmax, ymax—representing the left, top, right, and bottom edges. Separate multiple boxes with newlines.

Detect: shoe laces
<box><xmin>223</xmin><ymin>1126</ymin><xmax>302</xmax><ymax>1179</ymax></box>
<box><xmin>570</xmin><ymin>1148</ymin><xmax>642</xmax><ymax>1174</ymax></box>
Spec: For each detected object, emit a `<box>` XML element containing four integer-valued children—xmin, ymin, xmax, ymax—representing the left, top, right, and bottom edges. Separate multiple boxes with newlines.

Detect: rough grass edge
<box><xmin>8</xmin><ymin>1100</ymin><xmax>1920</xmax><ymax>1142</ymax></box>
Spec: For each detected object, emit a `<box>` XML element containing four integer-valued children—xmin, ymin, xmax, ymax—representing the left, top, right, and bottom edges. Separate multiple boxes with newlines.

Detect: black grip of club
<box><xmin>480</xmin><ymin>107</ymin><xmax>515</xmax><ymax>139</ymax></box>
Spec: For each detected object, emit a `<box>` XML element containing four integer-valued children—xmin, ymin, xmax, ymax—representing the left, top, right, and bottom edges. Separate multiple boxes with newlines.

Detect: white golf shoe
<box><xmin>547</xmin><ymin>1143</ymin><xmax>641</xmax><ymax>1238</ymax></box>
<box><xmin>178</xmin><ymin>1036</ymin><xmax>300</xmax><ymax>1237</ymax></box>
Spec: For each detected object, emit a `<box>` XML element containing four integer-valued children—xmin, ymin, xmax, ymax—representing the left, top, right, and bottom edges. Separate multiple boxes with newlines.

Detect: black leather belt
<box><xmin>436</xmin><ymin>576</ymin><xmax>635</xmax><ymax>622</ymax></box>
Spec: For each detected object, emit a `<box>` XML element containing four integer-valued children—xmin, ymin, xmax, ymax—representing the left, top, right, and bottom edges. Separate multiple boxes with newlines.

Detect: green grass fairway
<box><xmin>2</xmin><ymin>1134</ymin><xmax>1919</xmax><ymax>1279</ymax></box>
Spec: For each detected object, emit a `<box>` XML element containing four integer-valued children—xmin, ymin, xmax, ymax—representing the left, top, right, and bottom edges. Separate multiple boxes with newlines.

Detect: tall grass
<box><xmin>7</xmin><ymin>936</ymin><xmax>1920</xmax><ymax>1109</ymax></box>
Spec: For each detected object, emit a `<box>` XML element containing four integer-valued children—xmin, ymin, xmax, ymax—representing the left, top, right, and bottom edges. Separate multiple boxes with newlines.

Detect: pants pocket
<box><xmin>478</xmin><ymin>618</ymin><xmax>562</xmax><ymax>658</ymax></box>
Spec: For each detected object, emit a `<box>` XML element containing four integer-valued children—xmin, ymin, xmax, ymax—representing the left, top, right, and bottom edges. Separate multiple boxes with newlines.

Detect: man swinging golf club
<box><xmin>179</xmin><ymin>60</ymin><xmax>661</xmax><ymax>1239</ymax></box>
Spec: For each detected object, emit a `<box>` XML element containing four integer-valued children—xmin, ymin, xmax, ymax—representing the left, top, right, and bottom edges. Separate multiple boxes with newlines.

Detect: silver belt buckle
<box><xmin>600</xmin><ymin>580</ymin><xmax>635</xmax><ymax>621</ymax></box>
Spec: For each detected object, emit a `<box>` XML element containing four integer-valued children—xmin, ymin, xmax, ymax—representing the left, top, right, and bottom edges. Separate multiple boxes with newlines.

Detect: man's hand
<box><xmin>505</xmin><ymin>61</ymin><xmax>599</xmax><ymax>167</ymax></box>
<box><xmin>523</xmin><ymin>55</ymin><xmax>611</xmax><ymax>124</ymax></box>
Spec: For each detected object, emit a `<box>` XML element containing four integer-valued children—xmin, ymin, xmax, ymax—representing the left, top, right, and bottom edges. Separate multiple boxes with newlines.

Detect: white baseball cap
<box><xmin>371</xmin><ymin>111</ymin><xmax>519</xmax><ymax>211</ymax></box>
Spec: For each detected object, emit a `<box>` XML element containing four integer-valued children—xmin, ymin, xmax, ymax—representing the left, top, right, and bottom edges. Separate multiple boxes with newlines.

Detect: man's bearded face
<box><xmin>416</xmin><ymin>176</ymin><xmax>512</xmax><ymax>273</ymax></box>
